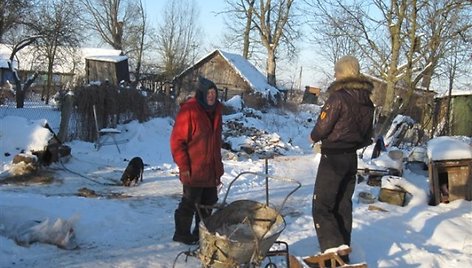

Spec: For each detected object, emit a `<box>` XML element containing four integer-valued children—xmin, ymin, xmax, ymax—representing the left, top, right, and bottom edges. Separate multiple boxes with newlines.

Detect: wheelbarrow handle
<box><xmin>220</xmin><ymin>171</ymin><xmax>301</xmax><ymax>213</ymax></box>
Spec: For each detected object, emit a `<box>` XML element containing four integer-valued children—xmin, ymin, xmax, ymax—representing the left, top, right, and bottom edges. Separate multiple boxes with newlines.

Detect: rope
<box><xmin>47</xmin><ymin>156</ymin><xmax>120</xmax><ymax>186</ymax></box>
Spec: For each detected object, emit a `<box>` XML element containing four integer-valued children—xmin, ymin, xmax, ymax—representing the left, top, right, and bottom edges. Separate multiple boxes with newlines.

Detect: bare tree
<box><xmin>227</xmin><ymin>0</ymin><xmax>300</xmax><ymax>86</ymax></box>
<box><xmin>7</xmin><ymin>35</ymin><xmax>41</xmax><ymax>108</ymax></box>
<box><xmin>419</xmin><ymin>0</ymin><xmax>472</xmax><ymax>90</ymax></box>
<box><xmin>241</xmin><ymin>0</ymin><xmax>300</xmax><ymax>87</ymax></box>
<box><xmin>26</xmin><ymin>0</ymin><xmax>82</xmax><ymax>104</ymax></box>
<box><xmin>155</xmin><ymin>0</ymin><xmax>201</xmax><ymax>80</ymax></box>
<box><xmin>80</xmin><ymin>0</ymin><xmax>143</xmax><ymax>51</ymax></box>
<box><xmin>307</xmin><ymin>3</ymin><xmax>363</xmax><ymax>72</ymax></box>
<box><xmin>437</xmin><ymin>15</ymin><xmax>471</xmax><ymax>136</ymax></box>
<box><xmin>222</xmin><ymin>0</ymin><xmax>257</xmax><ymax>59</ymax></box>
<box><xmin>0</xmin><ymin>0</ymin><xmax>34</xmax><ymax>43</ymax></box>
<box><xmin>306</xmin><ymin>0</ymin><xmax>471</xmax><ymax>134</ymax></box>
<box><xmin>125</xmin><ymin>0</ymin><xmax>153</xmax><ymax>83</ymax></box>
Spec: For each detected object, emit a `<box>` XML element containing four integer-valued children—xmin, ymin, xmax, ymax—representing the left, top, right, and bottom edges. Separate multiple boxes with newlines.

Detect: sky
<box><xmin>143</xmin><ymin>0</ymin><xmax>226</xmax><ymax>41</ymax></box>
<box><xmin>139</xmin><ymin>0</ymin><xmax>472</xmax><ymax>94</ymax></box>
<box><xmin>1</xmin><ymin>99</ymin><xmax>472</xmax><ymax>267</ymax></box>
<box><xmin>142</xmin><ymin>0</ymin><xmax>321</xmax><ymax>89</ymax></box>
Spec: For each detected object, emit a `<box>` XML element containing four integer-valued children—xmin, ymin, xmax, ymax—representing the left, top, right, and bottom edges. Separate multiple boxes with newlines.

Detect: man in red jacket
<box><xmin>170</xmin><ymin>76</ymin><xmax>224</xmax><ymax>245</ymax></box>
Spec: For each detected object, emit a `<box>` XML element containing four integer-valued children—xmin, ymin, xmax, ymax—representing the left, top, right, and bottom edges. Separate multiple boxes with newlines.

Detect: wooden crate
<box><xmin>428</xmin><ymin>159</ymin><xmax>472</xmax><ymax>205</ymax></box>
<box><xmin>378</xmin><ymin>188</ymin><xmax>410</xmax><ymax>206</ymax></box>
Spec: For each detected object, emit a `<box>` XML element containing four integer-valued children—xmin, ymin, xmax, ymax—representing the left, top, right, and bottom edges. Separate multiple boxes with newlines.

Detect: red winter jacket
<box><xmin>170</xmin><ymin>97</ymin><xmax>224</xmax><ymax>187</ymax></box>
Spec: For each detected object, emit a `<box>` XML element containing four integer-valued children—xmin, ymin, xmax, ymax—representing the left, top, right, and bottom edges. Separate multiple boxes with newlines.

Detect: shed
<box><xmin>85</xmin><ymin>55</ymin><xmax>130</xmax><ymax>85</ymax></box>
<box><xmin>427</xmin><ymin>136</ymin><xmax>472</xmax><ymax>206</ymax></box>
<box><xmin>302</xmin><ymin>86</ymin><xmax>320</xmax><ymax>104</ymax></box>
<box><xmin>432</xmin><ymin>90</ymin><xmax>472</xmax><ymax>137</ymax></box>
<box><xmin>173</xmin><ymin>49</ymin><xmax>280</xmax><ymax>106</ymax></box>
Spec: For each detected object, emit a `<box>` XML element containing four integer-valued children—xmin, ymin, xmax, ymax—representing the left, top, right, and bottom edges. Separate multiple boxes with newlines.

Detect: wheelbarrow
<box><xmin>197</xmin><ymin>171</ymin><xmax>301</xmax><ymax>268</ymax></box>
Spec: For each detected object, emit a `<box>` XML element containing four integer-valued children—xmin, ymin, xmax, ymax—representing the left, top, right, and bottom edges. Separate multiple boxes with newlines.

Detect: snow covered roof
<box><xmin>435</xmin><ymin>89</ymin><xmax>472</xmax><ymax>98</ymax></box>
<box><xmin>427</xmin><ymin>136</ymin><xmax>472</xmax><ymax>161</ymax></box>
<box><xmin>0</xmin><ymin>43</ymin><xmax>125</xmax><ymax>74</ymax></box>
<box><xmin>81</xmin><ymin>47</ymin><xmax>127</xmax><ymax>63</ymax></box>
<box><xmin>85</xmin><ymin>55</ymin><xmax>128</xmax><ymax>63</ymax></box>
<box><xmin>217</xmin><ymin>50</ymin><xmax>279</xmax><ymax>97</ymax></box>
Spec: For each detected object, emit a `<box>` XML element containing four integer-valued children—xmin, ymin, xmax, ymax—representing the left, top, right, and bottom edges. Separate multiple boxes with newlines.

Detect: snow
<box><xmin>436</xmin><ymin>89</ymin><xmax>472</xmax><ymax>98</ymax></box>
<box><xmin>219</xmin><ymin>50</ymin><xmax>280</xmax><ymax>99</ymax></box>
<box><xmin>224</xmin><ymin>95</ymin><xmax>244</xmax><ymax>111</ymax></box>
<box><xmin>85</xmin><ymin>55</ymin><xmax>128</xmax><ymax>63</ymax></box>
<box><xmin>0</xmin><ymin>116</ymin><xmax>52</xmax><ymax>154</ymax></box>
<box><xmin>1</xmin><ymin>102</ymin><xmax>472</xmax><ymax>268</ymax></box>
<box><xmin>427</xmin><ymin>136</ymin><xmax>472</xmax><ymax>161</ymax></box>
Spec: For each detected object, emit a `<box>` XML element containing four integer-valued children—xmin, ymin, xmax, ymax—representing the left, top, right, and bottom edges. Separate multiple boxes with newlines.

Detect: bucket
<box><xmin>358</xmin><ymin>191</ymin><xmax>376</xmax><ymax>204</ymax></box>
<box><xmin>198</xmin><ymin>200</ymin><xmax>285</xmax><ymax>268</ymax></box>
<box><xmin>196</xmin><ymin>171</ymin><xmax>301</xmax><ymax>268</ymax></box>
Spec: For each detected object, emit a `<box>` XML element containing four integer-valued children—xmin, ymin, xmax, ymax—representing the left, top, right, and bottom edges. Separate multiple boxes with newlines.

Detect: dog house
<box><xmin>427</xmin><ymin>137</ymin><xmax>472</xmax><ymax>205</ymax></box>
<box><xmin>428</xmin><ymin>159</ymin><xmax>472</xmax><ymax>205</ymax></box>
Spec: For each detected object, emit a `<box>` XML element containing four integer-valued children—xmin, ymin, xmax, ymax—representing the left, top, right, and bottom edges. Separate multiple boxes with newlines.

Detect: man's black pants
<box><xmin>312</xmin><ymin>152</ymin><xmax>357</xmax><ymax>252</ymax></box>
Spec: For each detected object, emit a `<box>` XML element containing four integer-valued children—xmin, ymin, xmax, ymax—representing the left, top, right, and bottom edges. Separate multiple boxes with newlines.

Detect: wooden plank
<box><xmin>302</xmin><ymin>247</ymin><xmax>369</xmax><ymax>268</ymax></box>
<box><xmin>429</xmin><ymin>161</ymin><xmax>440</xmax><ymax>205</ymax></box>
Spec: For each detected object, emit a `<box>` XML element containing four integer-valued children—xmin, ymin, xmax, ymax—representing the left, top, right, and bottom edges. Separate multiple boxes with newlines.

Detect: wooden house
<box><xmin>173</xmin><ymin>49</ymin><xmax>280</xmax><ymax>106</ymax></box>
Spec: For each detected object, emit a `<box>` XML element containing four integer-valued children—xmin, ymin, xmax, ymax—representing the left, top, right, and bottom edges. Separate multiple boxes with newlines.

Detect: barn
<box><xmin>172</xmin><ymin>49</ymin><xmax>280</xmax><ymax>107</ymax></box>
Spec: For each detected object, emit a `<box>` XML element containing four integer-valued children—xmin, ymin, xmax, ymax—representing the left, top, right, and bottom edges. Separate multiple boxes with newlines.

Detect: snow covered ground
<box><xmin>1</xmin><ymin>102</ymin><xmax>471</xmax><ymax>268</ymax></box>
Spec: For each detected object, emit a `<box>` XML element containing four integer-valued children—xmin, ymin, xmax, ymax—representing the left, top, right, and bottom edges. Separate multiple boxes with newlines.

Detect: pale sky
<box><xmin>143</xmin><ymin>0</ymin><xmax>227</xmax><ymax>50</ymax></box>
<box><xmin>142</xmin><ymin>0</ymin><xmax>325</xmax><ymax>89</ymax></box>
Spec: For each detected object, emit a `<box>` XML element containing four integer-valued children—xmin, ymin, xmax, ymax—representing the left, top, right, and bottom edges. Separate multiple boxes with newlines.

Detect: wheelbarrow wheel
<box><xmin>265</xmin><ymin>263</ymin><xmax>277</xmax><ymax>268</ymax></box>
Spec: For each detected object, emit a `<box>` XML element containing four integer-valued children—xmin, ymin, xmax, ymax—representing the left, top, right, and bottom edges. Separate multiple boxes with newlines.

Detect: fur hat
<box><xmin>196</xmin><ymin>76</ymin><xmax>218</xmax><ymax>109</ymax></box>
<box><xmin>334</xmin><ymin>55</ymin><xmax>360</xmax><ymax>79</ymax></box>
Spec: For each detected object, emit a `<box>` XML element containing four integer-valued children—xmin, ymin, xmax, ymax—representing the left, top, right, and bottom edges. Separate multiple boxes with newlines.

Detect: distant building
<box><xmin>173</xmin><ymin>49</ymin><xmax>280</xmax><ymax>106</ymax></box>
<box><xmin>433</xmin><ymin>90</ymin><xmax>472</xmax><ymax>136</ymax></box>
<box><xmin>302</xmin><ymin>86</ymin><xmax>320</xmax><ymax>104</ymax></box>
<box><xmin>365</xmin><ymin>75</ymin><xmax>437</xmax><ymax>130</ymax></box>
<box><xmin>85</xmin><ymin>55</ymin><xmax>130</xmax><ymax>85</ymax></box>
<box><xmin>0</xmin><ymin>44</ymin><xmax>129</xmax><ymax>89</ymax></box>
<box><xmin>0</xmin><ymin>49</ymin><xmax>16</xmax><ymax>86</ymax></box>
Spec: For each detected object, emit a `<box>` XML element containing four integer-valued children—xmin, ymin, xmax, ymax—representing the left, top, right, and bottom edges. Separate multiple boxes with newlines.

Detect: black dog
<box><xmin>121</xmin><ymin>157</ymin><xmax>144</xmax><ymax>186</ymax></box>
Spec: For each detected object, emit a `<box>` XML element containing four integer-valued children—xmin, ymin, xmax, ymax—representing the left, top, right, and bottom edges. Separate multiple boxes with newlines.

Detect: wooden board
<box><xmin>302</xmin><ymin>247</ymin><xmax>367</xmax><ymax>268</ymax></box>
